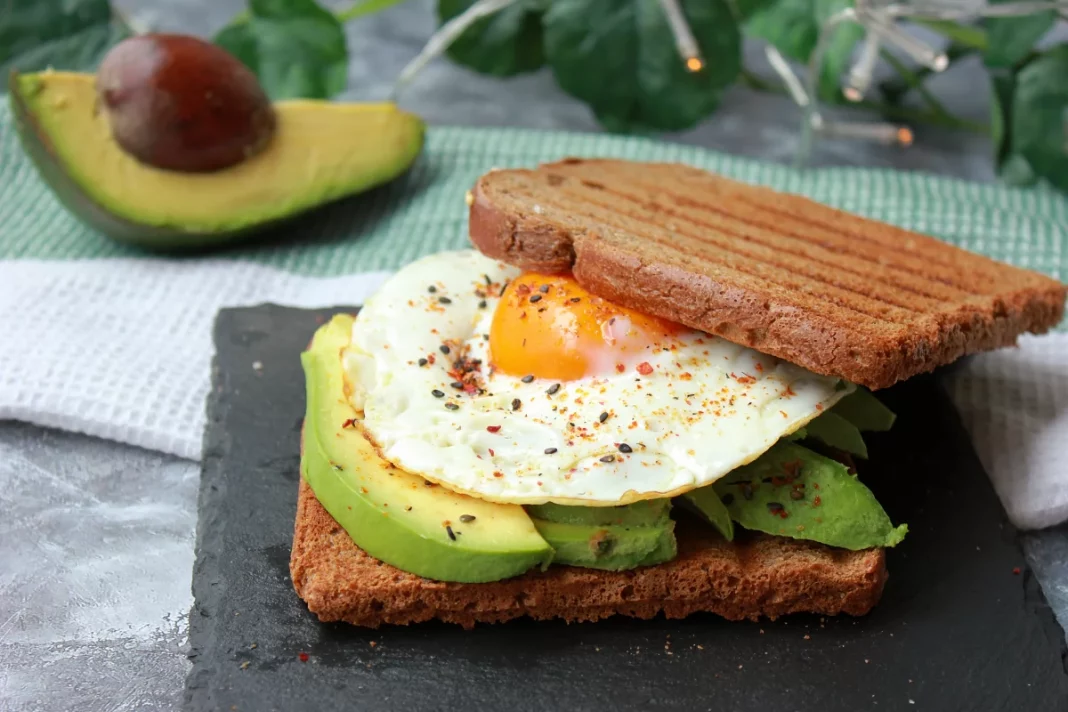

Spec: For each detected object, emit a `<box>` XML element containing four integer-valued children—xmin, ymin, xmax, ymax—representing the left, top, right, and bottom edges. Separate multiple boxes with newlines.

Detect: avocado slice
<box><xmin>530</xmin><ymin>519</ymin><xmax>677</xmax><ymax>571</ymax></box>
<box><xmin>832</xmin><ymin>388</ymin><xmax>896</xmax><ymax>432</ymax></box>
<box><xmin>680</xmin><ymin>488</ymin><xmax>734</xmax><ymax>541</ymax></box>
<box><xmin>710</xmin><ymin>442</ymin><xmax>906</xmax><ymax>550</ymax></box>
<box><xmin>803</xmin><ymin>411</ymin><xmax>868</xmax><ymax>458</ymax></box>
<box><xmin>302</xmin><ymin>314</ymin><xmax>554</xmax><ymax>583</ymax></box>
<box><xmin>525</xmin><ymin>499</ymin><xmax>671</xmax><ymax>527</ymax></box>
<box><xmin>9</xmin><ymin>70</ymin><xmax>424</xmax><ymax>250</ymax></box>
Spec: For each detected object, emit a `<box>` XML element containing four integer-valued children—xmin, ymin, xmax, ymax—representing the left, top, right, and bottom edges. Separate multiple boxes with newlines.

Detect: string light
<box><xmin>659</xmin><ymin>0</ymin><xmax>705</xmax><ymax>73</ymax></box>
<box><xmin>844</xmin><ymin>30</ymin><xmax>881</xmax><ymax>102</ymax></box>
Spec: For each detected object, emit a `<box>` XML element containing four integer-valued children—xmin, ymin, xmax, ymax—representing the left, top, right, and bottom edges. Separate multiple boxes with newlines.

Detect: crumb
<box><xmin>464</xmin><ymin>190</ymin><xmax>474</xmax><ymax>206</ymax></box>
<box><xmin>369</xmin><ymin>641</ymin><xmax>377</xmax><ymax>648</ymax></box>
<box><xmin>803</xmin><ymin>634</ymin><xmax>811</xmax><ymax>640</ymax></box>
<box><xmin>249</xmin><ymin>643</ymin><xmax>257</xmax><ymax>649</ymax></box>
<box><xmin>252</xmin><ymin>361</ymin><xmax>263</xmax><ymax>371</ymax></box>
<box><xmin>240</xmin><ymin>661</ymin><xmax>249</xmax><ymax>670</ymax></box>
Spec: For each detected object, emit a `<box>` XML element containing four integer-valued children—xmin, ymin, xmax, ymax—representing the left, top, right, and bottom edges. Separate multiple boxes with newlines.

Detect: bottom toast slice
<box><xmin>290</xmin><ymin>479</ymin><xmax>888</xmax><ymax>629</ymax></box>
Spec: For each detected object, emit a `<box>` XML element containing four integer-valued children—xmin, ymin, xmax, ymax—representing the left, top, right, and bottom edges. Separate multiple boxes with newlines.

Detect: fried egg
<box><xmin>344</xmin><ymin>250</ymin><xmax>851</xmax><ymax>505</ymax></box>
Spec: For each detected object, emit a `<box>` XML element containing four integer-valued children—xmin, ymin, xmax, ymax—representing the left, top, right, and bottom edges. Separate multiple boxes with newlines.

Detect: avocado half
<box><xmin>302</xmin><ymin>314</ymin><xmax>554</xmax><ymax>583</ymax></box>
<box><xmin>9</xmin><ymin>70</ymin><xmax>425</xmax><ymax>251</ymax></box>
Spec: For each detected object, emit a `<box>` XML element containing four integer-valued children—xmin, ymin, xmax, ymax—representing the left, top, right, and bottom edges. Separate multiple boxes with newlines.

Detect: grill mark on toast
<box><xmin>517</xmin><ymin>187</ymin><xmax>919</xmax><ymax>327</ymax></box>
<box><xmin>554</xmin><ymin>181</ymin><xmax>959</xmax><ymax>311</ymax></box>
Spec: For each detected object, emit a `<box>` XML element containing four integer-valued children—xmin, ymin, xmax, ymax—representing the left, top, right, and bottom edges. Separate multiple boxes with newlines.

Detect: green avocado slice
<box><xmin>301</xmin><ymin>314</ymin><xmax>554</xmax><ymax>583</ymax></box>
<box><xmin>832</xmin><ymin>388</ymin><xmax>896</xmax><ymax>432</ymax></box>
<box><xmin>803</xmin><ymin>411</ymin><xmax>869</xmax><ymax>458</ymax></box>
<box><xmin>530</xmin><ymin>518</ymin><xmax>677</xmax><ymax>571</ymax></box>
<box><xmin>525</xmin><ymin>499</ymin><xmax>671</xmax><ymax>527</ymax></box>
<box><xmin>681</xmin><ymin>488</ymin><xmax>734</xmax><ymax>541</ymax></box>
<box><xmin>710</xmin><ymin>442</ymin><xmax>907</xmax><ymax>550</ymax></box>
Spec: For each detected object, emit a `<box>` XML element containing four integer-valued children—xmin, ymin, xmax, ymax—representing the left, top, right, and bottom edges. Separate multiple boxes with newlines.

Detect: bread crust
<box><xmin>290</xmin><ymin>478</ymin><xmax>888</xmax><ymax>629</ymax></box>
<box><xmin>468</xmin><ymin>159</ymin><xmax>1067</xmax><ymax>389</ymax></box>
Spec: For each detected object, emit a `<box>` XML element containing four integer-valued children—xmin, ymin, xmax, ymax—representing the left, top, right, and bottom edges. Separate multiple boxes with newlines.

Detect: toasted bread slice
<box><xmin>290</xmin><ymin>478</ymin><xmax>887</xmax><ymax>629</ymax></box>
<box><xmin>468</xmin><ymin>159</ymin><xmax>1067</xmax><ymax>389</ymax></box>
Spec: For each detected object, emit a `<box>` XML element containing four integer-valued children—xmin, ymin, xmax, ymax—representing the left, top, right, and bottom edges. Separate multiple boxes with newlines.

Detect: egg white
<box><xmin>344</xmin><ymin>250</ymin><xmax>852</xmax><ymax>505</ymax></box>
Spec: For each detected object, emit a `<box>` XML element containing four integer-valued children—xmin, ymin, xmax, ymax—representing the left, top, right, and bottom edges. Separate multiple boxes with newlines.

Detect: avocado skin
<box><xmin>525</xmin><ymin>498</ymin><xmax>671</xmax><ymax>527</ymax></box>
<box><xmin>301</xmin><ymin>314</ymin><xmax>554</xmax><ymax>584</ymax></box>
<box><xmin>8</xmin><ymin>70</ymin><xmax>425</xmax><ymax>252</ymax></box>
<box><xmin>530</xmin><ymin>519</ymin><xmax>677</xmax><ymax>571</ymax></box>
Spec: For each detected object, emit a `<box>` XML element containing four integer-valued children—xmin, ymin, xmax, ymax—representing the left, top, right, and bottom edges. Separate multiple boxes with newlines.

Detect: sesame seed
<box><xmin>570</xmin><ymin>297</ymin><xmax>581</xmax><ymax>303</ymax></box>
<box><xmin>522</xmin><ymin>374</ymin><xmax>534</xmax><ymax>383</ymax></box>
<box><xmin>427</xmin><ymin>285</ymin><xmax>437</xmax><ymax>293</ymax></box>
<box><xmin>767</xmin><ymin>502</ymin><xmax>785</xmax><ymax>514</ymax></box>
<box><xmin>512</xmin><ymin>398</ymin><xmax>522</xmax><ymax>411</ymax></box>
<box><xmin>600</xmin><ymin>454</ymin><xmax>615</xmax><ymax>463</ymax></box>
<box><xmin>544</xmin><ymin>447</ymin><xmax>558</xmax><ymax>454</ymax></box>
<box><xmin>459</xmin><ymin>514</ymin><xmax>476</xmax><ymax>523</ymax></box>
<box><xmin>539</xmin><ymin>284</ymin><xmax>550</xmax><ymax>293</ymax></box>
<box><xmin>444</xmin><ymin>402</ymin><xmax>459</xmax><ymax>411</ymax></box>
<box><xmin>446</xmin><ymin>525</ymin><xmax>456</xmax><ymax>541</ymax></box>
<box><xmin>440</xmin><ymin>345</ymin><xmax>450</xmax><ymax>355</ymax></box>
<box><xmin>790</xmin><ymin>489</ymin><xmax>804</xmax><ymax>500</ymax></box>
<box><xmin>529</xmin><ymin>294</ymin><xmax>542</xmax><ymax>303</ymax></box>
<box><xmin>417</xmin><ymin>358</ymin><xmax>428</xmax><ymax>367</ymax></box>
<box><xmin>484</xmin><ymin>274</ymin><xmax>493</xmax><ymax>285</ymax></box>
<box><xmin>618</xmin><ymin>443</ymin><xmax>632</xmax><ymax>453</ymax></box>
<box><xmin>478</xmin><ymin>300</ymin><xmax>487</xmax><ymax>309</ymax></box>
<box><xmin>546</xmin><ymin>383</ymin><xmax>561</xmax><ymax>395</ymax></box>
<box><xmin>499</xmin><ymin>283</ymin><xmax>508</xmax><ymax>297</ymax></box>
<box><xmin>451</xmin><ymin>381</ymin><xmax>464</xmax><ymax>389</ymax></box>
<box><xmin>599</xmin><ymin>411</ymin><xmax>609</xmax><ymax>423</ymax></box>
<box><xmin>431</xmin><ymin>389</ymin><xmax>444</xmax><ymax>398</ymax></box>
<box><xmin>438</xmin><ymin>296</ymin><xmax>452</xmax><ymax>305</ymax></box>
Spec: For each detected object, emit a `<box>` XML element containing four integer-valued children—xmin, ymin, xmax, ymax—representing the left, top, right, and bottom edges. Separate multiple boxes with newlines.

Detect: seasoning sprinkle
<box><xmin>440</xmin><ymin>345</ymin><xmax>451</xmax><ymax>354</ymax></box>
<box><xmin>618</xmin><ymin>443</ymin><xmax>633</xmax><ymax>453</ymax></box>
<box><xmin>790</xmin><ymin>489</ymin><xmax>804</xmax><ymax>501</ymax></box>
<box><xmin>741</xmin><ymin>483</ymin><xmax>754</xmax><ymax>500</ymax></box>
<box><xmin>570</xmin><ymin>297</ymin><xmax>581</xmax><ymax>303</ymax></box>
<box><xmin>544</xmin><ymin>447</ymin><xmax>558</xmax><ymax>454</ymax></box>
<box><xmin>486</xmin><ymin>425</ymin><xmax>501</xmax><ymax>433</ymax></box>
<box><xmin>529</xmin><ymin>294</ymin><xmax>542</xmax><ymax>303</ymax></box>
<box><xmin>478</xmin><ymin>300</ymin><xmax>487</xmax><ymax>309</ymax></box>
<box><xmin>459</xmin><ymin>514</ymin><xmax>476</xmax><ymax>523</ymax></box>
<box><xmin>546</xmin><ymin>383</ymin><xmax>561</xmax><ymax>395</ymax></box>
<box><xmin>418</xmin><ymin>358</ymin><xmax>428</xmax><ymax>367</ymax></box>
<box><xmin>438</xmin><ymin>296</ymin><xmax>452</xmax><ymax>305</ymax></box>
<box><xmin>722</xmin><ymin>493</ymin><xmax>735</xmax><ymax>506</ymax></box>
<box><xmin>767</xmin><ymin>502</ymin><xmax>785</xmax><ymax>514</ymax></box>
<box><xmin>600</xmin><ymin>454</ymin><xmax>616</xmax><ymax>463</ymax></box>
<box><xmin>446</xmin><ymin>525</ymin><xmax>456</xmax><ymax>541</ymax></box>
<box><xmin>512</xmin><ymin>398</ymin><xmax>522</xmax><ymax>411</ymax></box>
<box><xmin>427</xmin><ymin>285</ymin><xmax>437</xmax><ymax>293</ymax></box>
<box><xmin>444</xmin><ymin>402</ymin><xmax>460</xmax><ymax>410</ymax></box>
<box><xmin>499</xmin><ymin>283</ymin><xmax>508</xmax><ymax>297</ymax></box>
<box><xmin>539</xmin><ymin>284</ymin><xmax>550</xmax><ymax>293</ymax></box>
<box><xmin>484</xmin><ymin>274</ymin><xmax>493</xmax><ymax>285</ymax></box>
<box><xmin>599</xmin><ymin>411</ymin><xmax>609</xmax><ymax>423</ymax></box>
<box><xmin>431</xmin><ymin>389</ymin><xmax>445</xmax><ymax>398</ymax></box>
<box><xmin>522</xmin><ymin>374</ymin><xmax>535</xmax><ymax>383</ymax></box>
<box><xmin>451</xmin><ymin>381</ymin><xmax>464</xmax><ymax>389</ymax></box>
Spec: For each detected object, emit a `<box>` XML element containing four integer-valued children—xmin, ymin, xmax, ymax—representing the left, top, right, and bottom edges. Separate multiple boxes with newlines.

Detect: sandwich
<box><xmin>291</xmin><ymin>158</ymin><xmax>1067</xmax><ymax>628</ymax></box>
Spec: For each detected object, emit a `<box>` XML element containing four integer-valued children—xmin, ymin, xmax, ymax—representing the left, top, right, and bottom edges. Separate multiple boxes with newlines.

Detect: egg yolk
<box><xmin>489</xmin><ymin>273</ymin><xmax>685</xmax><ymax>381</ymax></box>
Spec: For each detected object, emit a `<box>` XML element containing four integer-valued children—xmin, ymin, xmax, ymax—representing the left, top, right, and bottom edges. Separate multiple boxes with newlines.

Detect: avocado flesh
<box><xmin>803</xmin><ymin>411</ymin><xmax>868</xmax><ymax>458</ymax></box>
<box><xmin>9</xmin><ymin>70</ymin><xmax>424</xmax><ymax>250</ymax></box>
<box><xmin>710</xmin><ymin>442</ymin><xmax>907</xmax><ymax>550</ymax></box>
<box><xmin>832</xmin><ymin>388</ymin><xmax>896</xmax><ymax>432</ymax></box>
<box><xmin>302</xmin><ymin>314</ymin><xmax>553</xmax><ymax>584</ymax></box>
<box><xmin>681</xmin><ymin>488</ymin><xmax>734</xmax><ymax>541</ymax></box>
<box><xmin>525</xmin><ymin>498</ymin><xmax>671</xmax><ymax>527</ymax></box>
<box><xmin>531</xmin><ymin>519</ymin><xmax>677</xmax><ymax>571</ymax></box>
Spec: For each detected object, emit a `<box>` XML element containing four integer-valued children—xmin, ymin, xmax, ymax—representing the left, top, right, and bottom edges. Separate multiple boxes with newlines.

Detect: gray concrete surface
<box><xmin>1</xmin><ymin>2</ymin><xmax>1066</xmax><ymax>710</ymax></box>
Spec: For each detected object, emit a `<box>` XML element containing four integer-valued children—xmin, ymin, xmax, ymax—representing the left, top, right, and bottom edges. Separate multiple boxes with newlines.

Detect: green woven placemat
<box><xmin>1</xmin><ymin>101</ymin><xmax>1064</xmax><ymax>328</ymax></box>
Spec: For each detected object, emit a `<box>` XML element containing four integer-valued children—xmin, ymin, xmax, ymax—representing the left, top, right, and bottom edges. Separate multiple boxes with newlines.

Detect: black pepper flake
<box><xmin>499</xmin><ymin>283</ymin><xmax>508</xmax><ymax>297</ymax></box>
<box><xmin>762</xmin><ymin>477</ymin><xmax>774</xmax><ymax>484</ymax></box>
<box><xmin>478</xmin><ymin>300</ymin><xmax>487</xmax><ymax>309</ymax></box>
<box><xmin>529</xmin><ymin>294</ymin><xmax>542</xmax><ymax>303</ymax></box>
<box><xmin>741</xmin><ymin>483</ymin><xmax>754</xmax><ymax>500</ymax></box>
<box><xmin>512</xmin><ymin>398</ymin><xmax>522</xmax><ymax>411</ymax></box>
<box><xmin>431</xmin><ymin>389</ymin><xmax>445</xmax><ymax>398</ymax></box>
<box><xmin>444</xmin><ymin>402</ymin><xmax>460</xmax><ymax>411</ymax></box>
<box><xmin>438</xmin><ymin>296</ymin><xmax>452</xmax><ymax>305</ymax></box>
<box><xmin>544</xmin><ymin>447</ymin><xmax>558</xmax><ymax>454</ymax></box>
<box><xmin>440</xmin><ymin>345</ymin><xmax>451</xmax><ymax>355</ymax></box>
<box><xmin>600</xmin><ymin>454</ymin><xmax>616</xmax><ymax>463</ymax></box>
<box><xmin>484</xmin><ymin>274</ymin><xmax>493</xmax><ymax>285</ymax></box>
<box><xmin>722</xmin><ymin>493</ymin><xmax>735</xmax><ymax>506</ymax></box>
<box><xmin>428</xmin><ymin>285</ymin><xmax>437</xmax><ymax>293</ymax></box>
<box><xmin>790</xmin><ymin>489</ymin><xmax>804</xmax><ymax>501</ymax></box>
<box><xmin>451</xmin><ymin>381</ymin><xmax>464</xmax><ymax>389</ymax></box>
<box><xmin>446</xmin><ymin>525</ymin><xmax>456</xmax><ymax>541</ymax></box>
<box><xmin>459</xmin><ymin>514</ymin><xmax>476</xmax><ymax>523</ymax></box>
<box><xmin>522</xmin><ymin>374</ymin><xmax>534</xmax><ymax>383</ymax></box>
<box><xmin>546</xmin><ymin>383</ymin><xmax>561</xmax><ymax>395</ymax></box>
<box><xmin>599</xmin><ymin>411</ymin><xmax>609</xmax><ymax>423</ymax></box>
<box><xmin>767</xmin><ymin>502</ymin><xmax>785</xmax><ymax>514</ymax></box>
<box><xmin>417</xmin><ymin>358</ymin><xmax>428</xmax><ymax>367</ymax></box>
<box><xmin>618</xmin><ymin>443</ymin><xmax>632</xmax><ymax>453</ymax></box>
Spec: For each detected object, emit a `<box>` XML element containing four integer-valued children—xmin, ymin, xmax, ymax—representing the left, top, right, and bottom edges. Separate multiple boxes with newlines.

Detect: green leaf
<box><xmin>0</xmin><ymin>0</ymin><xmax>129</xmax><ymax>76</ymax></box>
<box><xmin>543</xmin><ymin>0</ymin><xmax>741</xmax><ymax>133</ymax></box>
<box><xmin>983</xmin><ymin>2</ymin><xmax>1053</xmax><ymax>69</ymax></box>
<box><xmin>437</xmin><ymin>0</ymin><xmax>545</xmax><ymax>77</ymax></box>
<box><xmin>745</xmin><ymin>0</ymin><xmax>818</xmax><ymax>63</ymax></box>
<box><xmin>989</xmin><ymin>70</ymin><xmax>1014</xmax><ymax>168</ymax></box>
<box><xmin>1011</xmin><ymin>44</ymin><xmax>1068</xmax><ymax>192</ymax></box>
<box><xmin>214</xmin><ymin>0</ymin><xmax>348</xmax><ymax>100</ymax></box>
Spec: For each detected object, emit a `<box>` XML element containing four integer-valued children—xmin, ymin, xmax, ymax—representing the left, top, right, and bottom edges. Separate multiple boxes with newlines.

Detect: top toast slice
<box><xmin>468</xmin><ymin>158</ymin><xmax>1067</xmax><ymax>389</ymax></box>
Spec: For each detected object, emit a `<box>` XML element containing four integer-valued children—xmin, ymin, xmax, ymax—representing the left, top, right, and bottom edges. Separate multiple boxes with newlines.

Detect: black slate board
<box><xmin>186</xmin><ymin>304</ymin><xmax>1068</xmax><ymax>712</ymax></box>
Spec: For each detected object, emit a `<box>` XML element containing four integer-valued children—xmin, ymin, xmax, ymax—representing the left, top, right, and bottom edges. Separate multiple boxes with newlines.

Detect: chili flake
<box><xmin>298</xmin><ymin>652</ymin><xmax>309</xmax><ymax>662</ymax></box>
<box><xmin>637</xmin><ymin>362</ymin><xmax>654</xmax><ymax>376</ymax></box>
<box><xmin>486</xmin><ymin>425</ymin><xmax>501</xmax><ymax>433</ymax></box>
